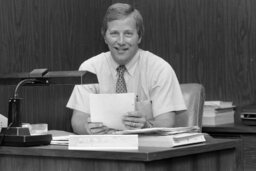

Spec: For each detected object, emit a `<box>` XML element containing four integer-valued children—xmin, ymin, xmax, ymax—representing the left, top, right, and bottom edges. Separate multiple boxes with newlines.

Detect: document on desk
<box><xmin>90</xmin><ymin>93</ymin><xmax>135</xmax><ymax>130</ymax></box>
<box><xmin>116</xmin><ymin>126</ymin><xmax>200</xmax><ymax>135</ymax></box>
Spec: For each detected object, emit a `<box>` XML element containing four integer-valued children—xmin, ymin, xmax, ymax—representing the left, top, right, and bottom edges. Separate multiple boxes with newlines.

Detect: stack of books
<box><xmin>202</xmin><ymin>101</ymin><xmax>235</xmax><ymax>126</ymax></box>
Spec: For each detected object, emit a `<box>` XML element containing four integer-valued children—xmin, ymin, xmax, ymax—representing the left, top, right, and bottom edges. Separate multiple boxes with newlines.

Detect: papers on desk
<box><xmin>69</xmin><ymin>135</ymin><xmax>138</xmax><ymax>150</ymax></box>
<box><xmin>50</xmin><ymin>133</ymin><xmax>139</xmax><ymax>150</ymax></box>
<box><xmin>116</xmin><ymin>126</ymin><xmax>200</xmax><ymax>135</ymax></box>
<box><xmin>49</xmin><ymin>126</ymin><xmax>204</xmax><ymax>149</ymax></box>
<box><xmin>90</xmin><ymin>93</ymin><xmax>135</xmax><ymax>130</ymax></box>
<box><xmin>139</xmin><ymin>132</ymin><xmax>206</xmax><ymax>147</ymax></box>
<box><xmin>118</xmin><ymin>126</ymin><xmax>206</xmax><ymax>148</ymax></box>
<box><xmin>48</xmin><ymin>130</ymin><xmax>74</xmax><ymax>145</ymax></box>
<box><xmin>51</xmin><ymin>136</ymin><xmax>69</xmax><ymax>145</ymax></box>
<box><xmin>203</xmin><ymin>101</ymin><xmax>235</xmax><ymax>125</ymax></box>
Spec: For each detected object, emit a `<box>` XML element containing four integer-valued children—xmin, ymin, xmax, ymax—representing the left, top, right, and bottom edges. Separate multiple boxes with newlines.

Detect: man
<box><xmin>67</xmin><ymin>3</ymin><xmax>186</xmax><ymax>134</ymax></box>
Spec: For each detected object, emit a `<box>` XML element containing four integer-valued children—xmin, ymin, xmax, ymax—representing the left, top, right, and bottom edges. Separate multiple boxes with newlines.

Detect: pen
<box><xmin>136</xmin><ymin>95</ymin><xmax>139</xmax><ymax>102</ymax></box>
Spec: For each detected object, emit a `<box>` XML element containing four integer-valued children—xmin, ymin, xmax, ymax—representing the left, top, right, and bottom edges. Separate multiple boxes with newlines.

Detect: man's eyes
<box><xmin>125</xmin><ymin>32</ymin><xmax>133</xmax><ymax>36</ymax></box>
<box><xmin>109</xmin><ymin>32</ymin><xmax>134</xmax><ymax>36</ymax></box>
<box><xmin>110</xmin><ymin>32</ymin><xmax>118</xmax><ymax>36</ymax></box>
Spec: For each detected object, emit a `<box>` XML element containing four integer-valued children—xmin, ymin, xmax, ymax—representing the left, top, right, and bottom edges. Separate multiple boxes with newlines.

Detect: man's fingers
<box><xmin>90</xmin><ymin>126</ymin><xmax>108</xmax><ymax>134</ymax></box>
<box><xmin>126</xmin><ymin>112</ymin><xmax>142</xmax><ymax>117</ymax></box>
<box><xmin>88</xmin><ymin>122</ymin><xmax>103</xmax><ymax>128</ymax></box>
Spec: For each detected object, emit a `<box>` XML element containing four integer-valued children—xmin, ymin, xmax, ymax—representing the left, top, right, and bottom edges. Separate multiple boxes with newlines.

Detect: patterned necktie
<box><xmin>116</xmin><ymin>65</ymin><xmax>127</xmax><ymax>93</ymax></box>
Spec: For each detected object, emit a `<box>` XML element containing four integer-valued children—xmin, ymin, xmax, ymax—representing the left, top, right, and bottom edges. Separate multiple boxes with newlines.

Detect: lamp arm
<box><xmin>14</xmin><ymin>79</ymin><xmax>36</xmax><ymax>98</ymax></box>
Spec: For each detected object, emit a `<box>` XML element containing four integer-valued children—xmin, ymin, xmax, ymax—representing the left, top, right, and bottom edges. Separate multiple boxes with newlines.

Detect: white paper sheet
<box><xmin>90</xmin><ymin>93</ymin><xmax>135</xmax><ymax>130</ymax></box>
<box><xmin>68</xmin><ymin>135</ymin><xmax>138</xmax><ymax>150</ymax></box>
<box><xmin>0</xmin><ymin>114</ymin><xmax>8</xmax><ymax>132</ymax></box>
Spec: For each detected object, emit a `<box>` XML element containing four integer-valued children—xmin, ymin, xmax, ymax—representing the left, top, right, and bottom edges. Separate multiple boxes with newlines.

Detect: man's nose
<box><xmin>117</xmin><ymin>34</ymin><xmax>125</xmax><ymax>45</ymax></box>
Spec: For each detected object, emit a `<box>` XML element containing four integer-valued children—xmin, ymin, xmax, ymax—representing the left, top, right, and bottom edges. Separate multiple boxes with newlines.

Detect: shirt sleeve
<box><xmin>66</xmin><ymin>84</ymin><xmax>98</xmax><ymax>114</ymax></box>
<box><xmin>66</xmin><ymin>58</ymin><xmax>99</xmax><ymax>113</ymax></box>
<box><xmin>150</xmin><ymin>65</ymin><xmax>187</xmax><ymax>117</ymax></box>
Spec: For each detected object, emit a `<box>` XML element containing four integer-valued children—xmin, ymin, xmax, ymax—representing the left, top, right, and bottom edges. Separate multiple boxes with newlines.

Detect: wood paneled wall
<box><xmin>0</xmin><ymin>0</ymin><xmax>255</xmax><ymax>131</ymax></box>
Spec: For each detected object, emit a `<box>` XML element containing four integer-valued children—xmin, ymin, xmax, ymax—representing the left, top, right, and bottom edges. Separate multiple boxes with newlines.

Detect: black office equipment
<box><xmin>240</xmin><ymin>104</ymin><xmax>256</xmax><ymax>126</ymax></box>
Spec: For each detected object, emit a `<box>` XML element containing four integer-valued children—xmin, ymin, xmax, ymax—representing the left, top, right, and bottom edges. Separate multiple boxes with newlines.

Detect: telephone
<box><xmin>0</xmin><ymin>114</ymin><xmax>8</xmax><ymax>131</ymax></box>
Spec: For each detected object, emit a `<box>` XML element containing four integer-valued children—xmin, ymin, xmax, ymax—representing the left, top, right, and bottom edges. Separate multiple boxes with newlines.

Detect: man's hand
<box><xmin>122</xmin><ymin>111</ymin><xmax>146</xmax><ymax>129</ymax></box>
<box><xmin>88</xmin><ymin>122</ymin><xmax>109</xmax><ymax>134</ymax></box>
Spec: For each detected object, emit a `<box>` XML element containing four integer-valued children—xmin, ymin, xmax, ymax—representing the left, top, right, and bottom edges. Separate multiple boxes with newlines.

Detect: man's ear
<box><xmin>138</xmin><ymin>37</ymin><xmax>142</xmax><ymax>44</ymax></box>
<box><xmin>104</xmin><ymin>36</ymin><xmax>108</xmax><ymax>44</ymax></box>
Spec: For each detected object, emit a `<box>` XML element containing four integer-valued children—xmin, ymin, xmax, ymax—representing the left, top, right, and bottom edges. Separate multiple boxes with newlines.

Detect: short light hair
<box><xmin>101</xmin><ymin>3</ymin><xmax>144</xmax><ymax>39</ymax></box>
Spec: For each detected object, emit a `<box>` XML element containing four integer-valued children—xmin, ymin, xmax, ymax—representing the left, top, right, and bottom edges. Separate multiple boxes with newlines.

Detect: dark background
<box><xmin>0</xmin><ymin>0</ymin><xmax>255</xmax><ymax>131</ymax></box>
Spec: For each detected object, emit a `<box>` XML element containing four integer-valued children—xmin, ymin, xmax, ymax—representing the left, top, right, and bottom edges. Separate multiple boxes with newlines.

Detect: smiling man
<box><xmin>67</xmin><ymin>3</ymin><xmax>186</xmax><ymax>134</ymax></box>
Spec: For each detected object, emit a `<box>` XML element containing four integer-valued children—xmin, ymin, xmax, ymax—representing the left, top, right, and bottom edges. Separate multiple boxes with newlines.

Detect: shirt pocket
<box><xmin>135</xmin><ymin>100</ymin><xmax>153</xmax><ymax>120</ymax></box>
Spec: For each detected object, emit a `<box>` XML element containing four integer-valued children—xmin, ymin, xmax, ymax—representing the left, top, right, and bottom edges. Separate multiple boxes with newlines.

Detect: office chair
<box><xmin>175</xmin><ymin>83</ymin><xmax>205</xmax><ymax>130</ymax></box>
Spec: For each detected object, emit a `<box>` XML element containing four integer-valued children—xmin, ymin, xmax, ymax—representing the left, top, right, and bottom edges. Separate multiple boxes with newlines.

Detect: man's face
<box><xmin>104</xmin><ymin>15</ymin><xmax>141</xmax><ymax>65</ymax></box>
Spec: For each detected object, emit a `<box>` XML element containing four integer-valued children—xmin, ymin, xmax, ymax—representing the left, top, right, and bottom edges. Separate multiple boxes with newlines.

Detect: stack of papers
<box><xmin>203</xmin><ymin>101</ymin><xmax>235</xmax><ymax>125</ymax></box>
<box><xmin>51</xmin><ymin>135</ymin><xmax>70</xmax><ymax>145</ymax></box>
<box><xmin>48</xmin><ymin>130</ymin><xmax>74</xmax><ymax>145</ymax></box>
<box><xmin>139</xmin><ymin>132</ymin><xmax>206</xmax><ymax>147</ymax></box>
<box><xmin>115</xmin><ymin>126</ymin><xmax>200</xmax><ymax>135</ymax></box>
<box><xmin>204</xmin><ymin>101</ymin><xmax>234</xmax><ymax>109</ymax></box>
<box><xmin>49</xmin><ymin>126</ymin><xmax>201</xmax><ymax>147</ymax></box>
<box><xmin>69</xmin><ymin>135</ymin><xmax>138</xmax><ymax>150</ymax></box>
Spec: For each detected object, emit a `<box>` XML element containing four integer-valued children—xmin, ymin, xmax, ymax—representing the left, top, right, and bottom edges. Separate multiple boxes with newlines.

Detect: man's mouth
<box><xmin>114</xmin><ymin>47</ymin><xmax>129</xmax><ymax>53</ymax></box>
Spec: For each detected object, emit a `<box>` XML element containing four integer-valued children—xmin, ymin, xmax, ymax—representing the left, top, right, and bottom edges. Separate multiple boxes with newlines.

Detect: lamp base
<box><xmin>0</xmin><ymin>127</ymin><xmax>52</xmax><ymax>147</ymax></box>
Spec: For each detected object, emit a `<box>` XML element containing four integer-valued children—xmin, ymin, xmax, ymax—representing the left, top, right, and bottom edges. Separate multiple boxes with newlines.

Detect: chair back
<box><xmin>175</xmin><ymin>83</ymin><xmax>205</xmax><ymax>129</ymax></box>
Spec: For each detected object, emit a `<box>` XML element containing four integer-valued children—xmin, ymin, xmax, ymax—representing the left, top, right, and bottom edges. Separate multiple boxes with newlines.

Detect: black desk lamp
<box><xmin>0</xmin><ymin>69</ymin><xmax>98</xmax><ymax>146</ymax></box>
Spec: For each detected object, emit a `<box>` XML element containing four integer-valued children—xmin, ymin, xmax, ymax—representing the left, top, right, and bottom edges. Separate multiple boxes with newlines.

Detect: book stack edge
<box><xmin>203</xmin><ymin>101</ymin><xmax>235</xmax><ymax>126</ymax></box>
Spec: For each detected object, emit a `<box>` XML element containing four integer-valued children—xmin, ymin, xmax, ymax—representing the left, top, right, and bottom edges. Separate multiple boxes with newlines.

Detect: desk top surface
<box><xmin>0</xmin><ymin>137</ymin><xmax>239</xmax><ymax>161</ymax></box>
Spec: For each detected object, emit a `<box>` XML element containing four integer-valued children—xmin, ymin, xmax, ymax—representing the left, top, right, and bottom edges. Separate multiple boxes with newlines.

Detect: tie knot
<box><xmin>116</xmin><ymin>65</ymin><xmax>126</xmax><ymax>75</ymax></box>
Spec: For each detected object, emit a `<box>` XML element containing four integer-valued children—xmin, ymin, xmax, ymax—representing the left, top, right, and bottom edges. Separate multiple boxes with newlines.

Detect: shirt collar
<box><xmin>108</xmin><ymin>49</ymin><xmax>140</xmax><ymax>77</ymax></box>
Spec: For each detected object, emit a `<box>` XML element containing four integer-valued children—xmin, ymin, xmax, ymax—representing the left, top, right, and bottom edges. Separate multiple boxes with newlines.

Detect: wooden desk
<box><xmin>0</xmin><ymin>137</ymin><xmax>241</xmax><ymax>171</ymax></box>
<box><xmin>203</xmin><ymin>123</ymin><xmax>256</xmax><ymax>171</ymax></box>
